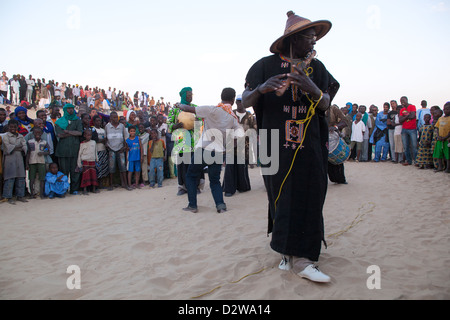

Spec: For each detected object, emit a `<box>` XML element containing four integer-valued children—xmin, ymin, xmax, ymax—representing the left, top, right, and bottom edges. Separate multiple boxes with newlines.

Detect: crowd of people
<box><xmin>0</xmin><ymin>73</ymin><xmax>261</xmax><ymax>206</ymax></box>
<box><xmin>336</xmin><ymin>98</ymin><xmax>450</xmax><ymax>172</ymax></box>
<box><xmin>0</xmin><ymin>71</ymin><xmax>170</xmax><ymax>115</ymax></box>
<box><xmin>1</xmin><ymin>70</ymin><xmax>449</xmax><ymax>207</ymax></box>
<box><xmin>0</xmin><ymin>71</ymin><xmax>181</xmax><ymax>204</ymax></box>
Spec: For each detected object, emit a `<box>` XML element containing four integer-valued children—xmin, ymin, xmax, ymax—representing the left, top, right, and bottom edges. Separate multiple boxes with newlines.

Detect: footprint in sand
<box><xmin>131</xmin><ymin>242</ymin><xmax>155</xmax><ymax>253</ymax></box>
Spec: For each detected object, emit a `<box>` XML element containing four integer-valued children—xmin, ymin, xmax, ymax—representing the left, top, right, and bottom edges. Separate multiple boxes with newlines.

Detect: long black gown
<box><xmin>245</xmin><ymin>55</ymin><xmax>339</xmax><ymax>261</ymax></box>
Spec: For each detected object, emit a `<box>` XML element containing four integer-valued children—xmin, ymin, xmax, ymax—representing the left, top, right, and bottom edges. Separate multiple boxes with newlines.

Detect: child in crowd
<box><xmin>105</xmin><ymin>112</ymin><xmax>129</xmax><ymax>191</ymax></box>
<box><xmin>394</xmin><ymin>113</ymin><xmax>405</xmax><ymax>163</ymax></box>
<box><xmin>138</xmin><ymin>123</ymin><xmax>150</xmax><ymax>186</ymax></box>
<box><xmin>433</xmin><ymin>102</ymin><xmax>450</xmax><ymax>172</ymax></box>
<box><xmin>92</xmin><ymin>115</ymin><xmax>109</xmax><ymax>188</ymax></box>
<box><xmin>45</xmin><ymin>163</ymin><xmax>69</xmax><ymax>199</ymax></box>
<box><xmin>431</xmin><ymin>108</ymin><xmax>443</xmax><ymax>170</ymax></box>
<box><xmin>1</xmin><ymin>120</ymin><xmax>28</xmax><ymax>204</ymax></box>
<box><xmin>416</xmin><ymin>114</ymin><xmax>434</xmax><ymax>169</ymax></box>
<box><xmin>148</xmin><ymin>128</ymin><xmax>166</xmax><ymax>188</ymax></box>
<box><xmin>0</xmin><ymin>107</ymin><xmax>8</xmax><ymax>133</ymax></box>
<box><xmin>350</xmin><ymin>112</ymin><xmax>365</xmax><ymax>162</ymax></box>
<box><xmin>26</xmin><ymin>127</ymin><xmax>50</xmax><ymax>198</ymax></box>
<box><xmin>77</xmin><ymin>129</ymin><xmax>99</xmax><ymax>195</ymax></box>
<box><xmin>126</xmin><ymin>126</ymin><xmax>143</xmax><ymax>189</ymax></box>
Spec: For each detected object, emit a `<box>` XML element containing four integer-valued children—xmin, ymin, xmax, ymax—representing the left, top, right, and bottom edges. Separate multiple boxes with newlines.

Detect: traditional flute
<box><xmin>276</xmin><ymin>50</ymin><xmax>317</xmax><ymax>97</ymax></box>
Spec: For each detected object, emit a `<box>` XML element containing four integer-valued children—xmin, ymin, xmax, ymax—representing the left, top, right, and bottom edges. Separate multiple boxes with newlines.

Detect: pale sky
<box><xmin>3</xmin><ymin>0</ymin><xmax>450</xmax><ymax>108</ymax></box>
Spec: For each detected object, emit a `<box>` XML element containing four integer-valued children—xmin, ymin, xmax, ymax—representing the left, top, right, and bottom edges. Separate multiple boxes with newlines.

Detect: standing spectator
<box><xmin>92</xmin><ymin>115</ymin><xmax>109</xmax><ymax>188</ymax></box>
<box><xmin>126</xmin><ymin>126</ymin><xmax>142</xmax><ymax>189</ymax></box>
<box><xmin>1</xmin><ymin>119</ymin><xmax>28</xmax><ymax>204</ymax></box>
<box><xmin>54</xmin><ymin>104</ymin><xmax>83</xmax><ymax>195</ymax></box>
<box><xmin>26</xmin><ymin>127</ymin><xmax>49</xmax><ymax>198</ymax></box>
<box><xmin>138</xmin><ymin>123</ymin><xmax>150</xmax><ymax>185</ymax></box>
<box><xmin>54</xmin><ymin>82</ymin><xmax>61</xmax><ymax>99</ymax></box>
<box><xmin>77</xmin><ymin>129</ymin><xmax>99</xmax><ymax>195</ymax></box>
<box><xmin>105</xmin><ymin>111</ymin><xmax>129</xmax><ymax>190</ymax></box>
<box><xmin>0</xmin><ymin>74</ymin><xmax>8</xmax><ymax>100</ymax></box>
<box><xmin>26</xmin><ymin>75</ymin><xmax>35</xmax><ymax>104</ymax></box>
<box><xmin>387</xmin><ymin>100</ymin><xmax>401</xmax><ymax>163</ymax></box>
<box><xmin>416</xmin><ymin>114</ymin><xmax>434</xmax><ymax>169</ymax></box>
<box><xmin>34</xmin><ymin>112</ymin><xmax>55</xmax><ymax>164</ymax></box>
<box><xmin>399</xmin><ymin>96</ymin><xmax>418</xmax><ymax>166</ymax></box>
<box><xmin>393</xmin><ymin>112</ymin><xmax>405</xmax><ymax>163</ymax></box>
<box><xmin>350</xmin><ymin>113</ymin><xmax>365</xmax><ymax>162</ymax></box>
<box><xmin>111</xmin><ymin>88</ymin><xmax>117</xmax><ymax>109</ymax></box>
<box><xmin>106</xmin><ymin>87</ymin><xmax>112</xmax><ymax>102</ymax></box>
<box><xmin>147</xmin><ymin>128</ymin><xmax>166</xmax><ymax>188</ymax></box>
<box><xmin>72</xmin><ymin>84</ymin><xmax>80</xmax><ymax>105</ymax></box>
<box><xmin>39</xmin><ymin>83</ymin><xmax>51</xmax><ymax>109</ymax></box>
<box><xmin>19</xmin><ymin>75</ymin><xmax>27</xmax><ymax>102</ymax></box>
<box><xmin>34</xmin><ymin>79</ymin><xmax>42</xmax><ymax>106</ymax></box>
<box><xmin>65</xmin><ymin>84</ymin><xmax>73</xmax><ymax>102</ymax></box>
<box><xmin>367</xmin><ymin>105</ymin><xmax>378</xmax><ymax>161</ymax></box>
<box><xmin>433</xmin><ymin>102</ymin><xmax>450</xmax><ymax>173</ymax></box>
<box><xmin>10</xmin><ymin>75</ymin><xmax>21</xmax><ymax>105</ymax></box>
<box><xmin>417</xmin><ymin>100</ymin><xmax>431</xmax><ymax>131</ymax></box>
<box><xmin>357</xmin><ymin>105</ymin><xmax>371</xmax><ymax>162</ymax></box>
<box><xmin>372</xmin><ymin>103</ymin><xmax>390</xmax><ymax>162</ymax></box>
<box><xmin>223</xmin><ymin>95</ymin><xmax>258</xmax><ymax>196</ymax></box>
<box><xmin>431</xmin><ymin>108</ymin><xmax>443</xmax><ymax>170</ymax></box>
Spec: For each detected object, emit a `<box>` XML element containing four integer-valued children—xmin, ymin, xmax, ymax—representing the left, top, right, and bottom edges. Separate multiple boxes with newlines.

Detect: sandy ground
<box><xmin>0</xmin><ymin>161</ymin><xmax>449</xmax><ymax>300</ymax></box>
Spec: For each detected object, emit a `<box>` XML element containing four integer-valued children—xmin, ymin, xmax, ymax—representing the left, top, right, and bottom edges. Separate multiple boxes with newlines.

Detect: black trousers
<box><xmin>222</xmin><ymin>163</ymin><xmax>251</xmax><ymax>195</ymax></box>
<box><xmin>328</xmin><ymin>162</ymin><xmax>347</xmax><ymax>184</ymax></box>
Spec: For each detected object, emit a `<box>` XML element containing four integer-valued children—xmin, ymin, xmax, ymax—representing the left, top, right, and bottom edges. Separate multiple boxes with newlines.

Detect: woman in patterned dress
<box><xmin>416</xmin><ymin>114</ymin><xmax>434</xmax><ymax>169</ymax></box>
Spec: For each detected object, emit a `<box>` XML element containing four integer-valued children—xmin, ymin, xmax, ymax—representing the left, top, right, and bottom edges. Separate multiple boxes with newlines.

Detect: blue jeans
<box><xmin>149</xmin><ymin>158</ymin><xmax>164</xmax><ymax>187</ymax></box>
<box><xmin>374</xmin><ymin>139</ymin><xmax>390</xmax><ymax>162</ymax></box>
<box><xmin>401</xmin><ymin>129</ymin><xmax>418</xmax><ymax>164</ymax></box>
<box><xmin>186</xmin><ymin>149</ymin><xmax>225</xmax><ymax>210</ymax></box>
<box><xmin>3</xmin><ymin>177</ymin><xmax>26</xmax><ymax>199</ymax></box>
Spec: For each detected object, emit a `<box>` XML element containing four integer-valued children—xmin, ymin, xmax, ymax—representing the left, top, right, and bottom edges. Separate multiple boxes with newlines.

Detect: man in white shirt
<box><xmin>26</xmin><ymin>75</ymin><xmax>35</xmax><ymax>104</ymax></box>
<box><xmin>0</xmin><ymin>74</ymin><xmax>8</xmax><ymax>100</ymax></box>
<box><xmin>106</xmin><ymin>87</ymin><xmax>112</xmax><ymax>101</ymax></box>
<box><xmin>10</xmin><ymin>75</ymin><xmax>21</xmax><ymax>105</ymax></box>
<box><xmin>72</xmin><ymin>84</ymin><xmax>80</xmax><ymax>105</ymax></box>
<box><xmin>54</xmin><ymin>82</ymin><xmax>61</xmax><ymax>98</ymax></box>
<box><xmin>177</xmin><ymin>87</ymin><xmax>244</xmax><ymax>213</ymax></box>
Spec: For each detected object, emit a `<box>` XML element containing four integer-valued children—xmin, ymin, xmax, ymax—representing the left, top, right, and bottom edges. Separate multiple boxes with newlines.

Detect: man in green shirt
<box><xmin>167</xmin><ymin>87</ymin><xmax>203</xmax><ymax>196</ymax></box>
<box><xmin>55</xmin><ymin>104</ymin><xmax>83</xmax><ymax>194</ymax></box>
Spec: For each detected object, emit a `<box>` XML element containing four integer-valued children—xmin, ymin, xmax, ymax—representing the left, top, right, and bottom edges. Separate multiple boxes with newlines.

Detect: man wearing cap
<box><xmin>242</xmin><ymin>11</ymin><xmax>340</xmax><ymax>283</ymax></box>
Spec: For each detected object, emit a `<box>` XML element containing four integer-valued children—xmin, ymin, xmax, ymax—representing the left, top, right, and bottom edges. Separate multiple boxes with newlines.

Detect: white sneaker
<box><xmin>278</xmin><ymin>256</ymin><xmax>292</xmax><ymax>271</ymax></box>
<box><xmin>298</xmin><ymin>264</ymin><xmax>331</xmax><ymax>283</ymax></box>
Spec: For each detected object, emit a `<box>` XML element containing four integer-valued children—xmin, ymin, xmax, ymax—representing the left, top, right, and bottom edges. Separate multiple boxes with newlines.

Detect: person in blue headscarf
<box><xmin>14</xmin><ymin>106</ymin><xmax>34</xmax><ymax>136</ymax></box>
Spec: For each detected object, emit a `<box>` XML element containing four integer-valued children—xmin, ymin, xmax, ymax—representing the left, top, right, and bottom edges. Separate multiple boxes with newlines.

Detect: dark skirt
<box><xmin>96</xmin><ymin>150</ymin><xmax>109</xmax><ymax>179</ymax></box>
<box><xmin>80</xmin><ymin>161</ymin><xmax>99</xmax><ymax>188</ymax></box>
<box><xmin>222</xmin><ymin>163</ymin><xmax>251</xmax><ymax>195</ymax></box>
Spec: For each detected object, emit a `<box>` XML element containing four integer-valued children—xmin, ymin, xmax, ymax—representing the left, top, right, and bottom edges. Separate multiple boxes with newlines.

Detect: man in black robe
<box><xmin>242</xmin><ymin>11</ymin><xmax>339</xmax><ymax>283</ymax></box>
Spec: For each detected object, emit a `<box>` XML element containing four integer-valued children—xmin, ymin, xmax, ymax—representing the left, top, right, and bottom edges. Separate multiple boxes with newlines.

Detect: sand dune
<box><xmin>0</xmin><ymin>162</ymin><xmax>449</xmax><ymax>300</ymax></box>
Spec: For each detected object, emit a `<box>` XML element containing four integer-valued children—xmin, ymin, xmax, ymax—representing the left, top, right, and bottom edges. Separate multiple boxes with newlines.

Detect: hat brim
<box><xmin>270</xmin><ymin>20</ymin><xmax>332</xmax><ymax>54</ymax></box>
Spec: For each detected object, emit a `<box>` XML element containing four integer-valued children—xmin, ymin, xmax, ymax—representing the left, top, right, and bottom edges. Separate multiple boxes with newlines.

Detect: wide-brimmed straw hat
<box><xmin>270</xmin><ymin>11</ymin><xmax>332</xmax><ymax>54</ymax></box>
